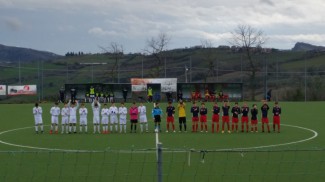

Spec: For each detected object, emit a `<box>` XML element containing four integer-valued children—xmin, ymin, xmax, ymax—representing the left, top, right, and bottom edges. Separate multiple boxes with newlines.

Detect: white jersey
<box><xmin>138</xmin><ymin>105</ymin><xmax>147</xmax><ymax>123</ymax></box>
<box><xmin>92</xmin><ymin>101</ymin><xmax>101</xmax><ymax>124</ymax></box>
<box><xmin>50</xmin><ymin>106</ymin><xmax>60</xmax><ymax>116</ymax></box>
<box><xmin>101</xmin><ymin>108</ymin><xmax>110</xmax><ymax>124</ymax></box>
<box><xmin>33</xmin><ymin>106</ymin><xmax>43</xmax><ymax>124</ymax></box>
<box><xmin>61</xmin><ymin>107</ymin><xmax>70</xmax><ymax>124</ymax></box>
<box><xmin>109</xmin><ymin>106</ymin><xmax>118</xmax><ymax>124</ymax></box>
<box><xmin>119</xmin><ymin>107</ymin><xmax>127</xmax><ymax>119</ymax></box>
<box><xmin>79</xmin><ymin>107</ymin><xmax>88</xmax><ymax>125</ymax></box>
<box><xmin>79</xmin><ymin>107</ymin><xmax>88</xmax><ymax>118</ymax></box>
<box><xmin>69</xmin><ymin>101</ymin><xmax>79</xmax><ymax>123</ymax></box>
<box><xmin>119</xmin><ymin>106</ymin><xmax>127</xmax><ymax>125</ymax></box>
<box><xmin>50</xmin><ymin>106</ymin><xmax>60</xmax><ymax>124</ymax></box>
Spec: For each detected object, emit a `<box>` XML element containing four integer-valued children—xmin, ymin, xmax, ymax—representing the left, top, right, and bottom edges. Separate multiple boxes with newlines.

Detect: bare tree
<box><xmin>230</xmin><ymin>25</ymin><xmax>267</xmax><ymax>100</ymax></box>
<box><xmin>144</xmin><ymin>32</ymin><xmax>171</xmax><ymax>77</ymax></box>
<box><xmin>100</xmin><ymin>42</ymin><xmax>124</xmax><ymax>83</ymax></box>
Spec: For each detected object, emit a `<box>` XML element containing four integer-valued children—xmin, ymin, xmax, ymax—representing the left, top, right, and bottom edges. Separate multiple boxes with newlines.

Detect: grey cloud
<box><xmin>3</xmin><ymin>17</ymin><xmax>22</xmax><ymax>31</ymax></box>
<box><xmin>260</xmin><ymin>0</ymin><xmax>274</xmax><ymax>6</ymax></box>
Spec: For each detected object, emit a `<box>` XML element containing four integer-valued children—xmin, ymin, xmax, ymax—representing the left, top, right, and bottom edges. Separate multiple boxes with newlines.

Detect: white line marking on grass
<box><xmin>0</xmin><ymin>124</ymin><xmax>318</xmax><ymax>152</ymax></box>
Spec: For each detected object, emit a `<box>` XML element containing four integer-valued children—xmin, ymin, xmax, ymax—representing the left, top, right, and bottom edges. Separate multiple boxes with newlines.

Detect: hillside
<box><xmin>292</xmin><ymin>42</ymin><xmax>325</xmax><ymax>52</ymax></box>
<box><xmin>0</xmin><ymin>44</ymin><xmax>62</xmax><ymax>62</ymax></box>
<box><xmin>0</xmin><ymin>45</ymin><xmax>325</xmax><ymax>102</ymax></box>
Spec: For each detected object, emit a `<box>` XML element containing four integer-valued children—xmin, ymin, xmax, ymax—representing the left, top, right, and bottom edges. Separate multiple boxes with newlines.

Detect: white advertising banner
<box><xmin>131</xmin><ymin>78</ymin><xmax>177</xmax><ymax>92</ymax></box>
<box><xmin>0</xmin><ymin>85</ymin><xmax>6</xmax><ymax>95</ymax></box>
<box><xmin>8</xmin><ymin>85</ymin><xmax>37</xmax><ymax>96</ymax></box>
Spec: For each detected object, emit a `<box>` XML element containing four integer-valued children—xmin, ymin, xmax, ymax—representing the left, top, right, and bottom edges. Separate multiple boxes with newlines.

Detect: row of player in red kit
<box><xmin>172</xmin><ymin>101</ymin><xmax>281</xmax><ymax>133</ymax></box>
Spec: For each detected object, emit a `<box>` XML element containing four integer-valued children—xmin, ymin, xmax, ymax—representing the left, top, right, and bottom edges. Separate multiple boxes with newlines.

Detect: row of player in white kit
<box><xmin>33</xmin><ymin>100</ymin><xmax>149</xmax><ymax>134</ymax></box>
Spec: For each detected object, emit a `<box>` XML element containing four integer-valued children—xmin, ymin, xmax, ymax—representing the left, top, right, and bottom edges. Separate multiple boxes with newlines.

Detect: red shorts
<box><xmin>192</xmin><ymin>117</ymin><xmax>199</xmax><ymax>122</ymax></box>
<box><xmin>200</xmin><ymin>115</ymin><xmax>207</xmax><ymax>122</ymax></box>
<box><xmin>212</xmin><ymin>114</ymin><xmax>219</xmax><ymax>122</ymax></box>
<box><xmin>167</xmin><ymin>116</ymin><xmax>174</xmax><ymax>123</ymax></box>
<box><xmin>262</xmin><ymin>117</ymin><xmax>269</xmax><ymax>123</ymax></box>
<box><xmin>251</xmin><ymin>119</ymin><xmax>258</xmax><ymax>125</ymax></box>
<box><xmin>222</xmin><ymin>116</ymin><xmax>230</xmax><ymax>122</ymax></box>
<box><xmin>232</xmin><ymin>117</ymin><xmax>239</xmax><ymax>123</ymax></box>
<box><xmin>241</xmin><ymin>116</ymin><xmax>249</xmax><ymax>123</ymax></box>
<box><xmin>273</xmin><ymin>116</ymin><xmax>280</xmax><ymax>124</ymax></box>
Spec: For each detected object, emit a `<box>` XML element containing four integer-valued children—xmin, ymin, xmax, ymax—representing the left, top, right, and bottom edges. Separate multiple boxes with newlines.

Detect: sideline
<box><xmin>0</xmin><ymin>124</ymin><xmax>318</xmax><ymax>152</ymax></box>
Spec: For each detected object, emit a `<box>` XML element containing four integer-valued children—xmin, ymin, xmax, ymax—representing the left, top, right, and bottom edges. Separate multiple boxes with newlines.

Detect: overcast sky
<box><xmin>1</xmin><ymin>0</ymin><xmax>325</xmax><ymax>55</ymax></box>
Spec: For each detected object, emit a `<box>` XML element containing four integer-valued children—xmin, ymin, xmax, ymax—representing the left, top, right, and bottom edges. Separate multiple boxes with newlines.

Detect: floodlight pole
<box><xmin>185</xmin><ymin>65</ymin><xmax>188</xmax><ymax>83</ymax></box>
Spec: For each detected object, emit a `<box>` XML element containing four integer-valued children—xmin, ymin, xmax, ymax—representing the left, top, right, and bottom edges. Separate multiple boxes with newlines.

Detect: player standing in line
<box><xmin>250</xmin><ymin>104</ymin><xmax>258</xmax><ymax>132</ymax></box>
<box><xmin>33</xmin><ymin>102</ymin><xmax>44</xmax><ymax>134</ymax></box>
<box><xmin>231</xmin><ymin>102</ymin><xmax>241</xmax><ymax>132</ymax></box>
<box><xmin>109</xmin><ymin>102</ymin><xmax>119</xmax><ymax>133</ymax></box>
<box><xmin>166</xmin><ymin>101</ymin><xmax>176</xmax><ymax>132</ymax></box>
<box><xmin>261</xmin><ymin>101</ymin><xmax>270</xmax><ymax>133</ymax></box>
<box><xmin>211</xmin><ymin>102</ymin><xmax>220</xmax><ymax>133</ymax></box>
<box><xmin>138</xmin><ymin>102</ymin><xmax>149</xmax><ymax>133</ymax></box>
<box><xmin>241</xmin><ymin>102</ymin><xmax>250</xmax><ymax>133</ymax></box>
<box><xmin>50</xmin><ymin>102</ymin><xmax>60</xmax><ymax>134</ymax></box>
<box><xmin>61</xmin><ymin>102</ymin><xmax>70</xmax><ymax>134</ymax></box>
<box><xmin>272</xmin><ymin>101</ymin><xmax>282</xmax><ymax>133</ymax></box>
<box><xmin>79</xmin><ymin>103</ymin><xmax>88</xmax><ymax>133</ymax></box>
<box><xmin>130</xmin><ymin>102</ymin><xmax>139</xmax><ymax>133</ymax></box>
<box><xmin>222</xmin><ymin>101</ymin><xmax>231</xmax><ymax>134</ymax></box>
<box><xmin>118</xmin><ymin>102</ymin><xmax>128</xmax><ymax>133</ymax></box>
<box><xmin>152</xmin><ymin>102</ymin><xmax>163</xmax><ymax>132</ymax></box>
<box><xmin>178</xmin><ymin>100</ymin><xmax>187</xmax><ymax>132</ymax></box>
<box><xmin>190</xmin><ymin>102</ymin><xmax>199</xmax><ymax>132</ymax></box>
<box><xmin>199</xmin><ymin>102</ymin><xmax>208</xmax><ymax>132</ymax></box>
<box><xmin>68</xmin><ymin>100</ymin><xmax>79</xmax><ymax>134</ymax></box>
<box><xmin>101</xmin><ymin>103</ymin><xmax>109</xmax><ymax>134</ymax></box>
<box><xmin>92</xmin><ymin>99</ymin><xmax>101</xmax><ymax>134</ymax></box>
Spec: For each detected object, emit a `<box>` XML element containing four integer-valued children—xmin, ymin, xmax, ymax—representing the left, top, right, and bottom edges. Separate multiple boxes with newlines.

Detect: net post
<box><xmin>157</xmin><ymin>142</ymin><xmax>163</xmax><ymax>182</ymax></box>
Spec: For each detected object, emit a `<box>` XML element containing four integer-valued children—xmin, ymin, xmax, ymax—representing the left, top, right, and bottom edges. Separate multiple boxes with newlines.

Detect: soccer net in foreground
<box><xmin>0</xmin><ymin>149</ymin><xmax>324</xmax><ymax>182</ymax></box>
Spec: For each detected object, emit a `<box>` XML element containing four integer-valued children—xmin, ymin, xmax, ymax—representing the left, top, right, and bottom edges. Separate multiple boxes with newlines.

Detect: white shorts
<box><xmin>102</xmin><ymin>117</ymin><xmax>109</xmax><ymax>125</ymax></box>
<box><xmin>139</xmin><ymin>115</ymin><xmax>147</xmax><ymax>123</ymax></box>
<box><xmin>51</xmin><ymin>116</ymin><xmax>59</xmax><ymax>124</ymax></box>
<box><xmin>62</xmin><ymin>116</ymin><xmax>69</xmax><ymax>125</ymax></box>
<box><xmin>34</xmin><ymin>116</ymin><xmax>43</xmax><ymax>125</ymax></box>
<box><xmin>80</xmin><ymin>117</ymin><xmax>87</xmax><ymax>125</ymax></box>
<box><xmin>93</xmin><ymin>116</ymin><xmax>100</xmax><ymax>124</ymax></box>
<box><xmin>119</xmin><ymin>117</ymin><xmax>127</xmax><ymax>125</ymax></box>
<box><xmin>69</xmin><ymin>116</ymin><xmax>77</xmax><ymax>124</ymax></box>
<box><xmin>110</xmin><ymin>115</ymin><xmax>118</xmax><ymax>124</ymax></box>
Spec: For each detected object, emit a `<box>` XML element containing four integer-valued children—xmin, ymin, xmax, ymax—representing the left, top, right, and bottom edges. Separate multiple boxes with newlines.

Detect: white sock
<box><xmin>140</xmin><ymin>124</ymin><xmax>143</xmax><ymax>132</ymax></box>
<box><xmin>124</xmin><ymin>125</ymin><xmax>126</xmax><ymax>132</ymax></box>
<box><xmin>50</xmin><ymin>125</ymin><xmax>53</xmax><ymax>131</ymax></box>
<box><xmin>110</xmin><ymin>125</ymin><xmax>113</xmax><ymax>132</ymax></box>
<box><xmin>55</xmin><ymin>125</ymin><xmax>58</xmax><ymax>131</ymax></box>
<box><xmin>61</xmin><ymin>125</ymin><xmax>64</xmax><ymax>132</ymax></box>
<box><xmin>73</xmin><ymin>126</ymin><xmax>76</xmax><ymax>132</ymax></box>
<box><xmin>66</xmin><ymin>125</ymin><xmax>69</xmax><ymax>133</ymax></box>
<box><xmin>115</xmin><ymin>125</ymin><xmax>118</xmax><ymax>131</ymax></box>
<box><xmin>145</xmin><ymin>123</ymin><xmax>148</xmax><ymax>131</ymax></box>
<box><xmin>35</xmin><ymin>125</ymin><xmax>38</xmax><ymax>132</ymax></box>
<box><xmin>85</xmin><ymin>126</ymin><xmax>88</xmax><ymax>132</ymax></box>
<box><xmin>69</xmin><ymin>126</ymin><xmax>72</xmax><ymax>132</ymax></box>
<box><xmin>97</xmin><ymin>125</ymin><xmax>100</xmax><ymax>133</ymax></box>
<box><xmin>120</xmin><ymin>125</ymin><xmax>122</xmax><ymax>132</ymax></box>
<box><xmin>93</xmin><ymin>125</ymin><xmax>97</xmax><ymax>133</ymax></box>
<box><xmin>80</xmin><ymin>126</ymin><xmax>83</xmax><ymax>132</ymax></box>
<box><xmin>40</xmin><ymin>125</ymin><xmax>44</xmax><ymax>131</ymax></box>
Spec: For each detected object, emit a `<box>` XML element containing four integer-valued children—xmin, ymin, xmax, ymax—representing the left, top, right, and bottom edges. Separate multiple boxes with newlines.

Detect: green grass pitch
<box><xmin>0</xmin><ymin>101</ymin><xmax>324</xmax><ymax>182</ymax></box>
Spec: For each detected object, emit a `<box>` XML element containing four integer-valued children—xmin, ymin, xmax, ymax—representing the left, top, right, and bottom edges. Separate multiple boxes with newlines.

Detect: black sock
<box><xmin>184</xmin><ymin>124</ymin><xmax>187</xmax><ymax>131</ymax></box>
<box><xmin>179</xmin><ymin>124</ymin><xmax>182</xmax><ymax>131</ymax></box>
<box><xmin>131</xmin><ymin>124</ymin><xmax>133</xmax><ymax>131</ymax></box>
<box><xmin>135</xmin><ymin>125</ymin><xmax>137</xmax><ymax>131</ymax></box>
